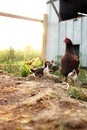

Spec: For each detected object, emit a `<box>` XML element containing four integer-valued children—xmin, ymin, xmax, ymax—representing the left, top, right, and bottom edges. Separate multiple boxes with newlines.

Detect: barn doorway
<box><xmin>74</xmin><ymin>44</ymin><xmax>80</xmax><ymax>57</ymax></box>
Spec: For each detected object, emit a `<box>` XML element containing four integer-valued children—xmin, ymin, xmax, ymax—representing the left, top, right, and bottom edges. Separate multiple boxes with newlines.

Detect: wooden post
<box><xmin>41</xmin><ymin>14</ymin><xmax>48</xmax><ymax>60</ymax></box>
<box><xmin>0</xmin><ymin>12</ymin><xmax>43</xmax><ymax>23</ymax></box>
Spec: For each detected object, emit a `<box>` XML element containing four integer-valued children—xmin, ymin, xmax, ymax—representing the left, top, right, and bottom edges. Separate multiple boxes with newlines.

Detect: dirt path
<box><xmin>0</xmin><ymin>71</ymin><xmax>87</xmax><ymax>130</ymax></box>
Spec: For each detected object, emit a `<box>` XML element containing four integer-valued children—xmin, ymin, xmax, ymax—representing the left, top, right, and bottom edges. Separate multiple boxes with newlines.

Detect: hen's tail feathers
<box><xmin>30</xmin><ymin>69</ymin><xmax>36</xmax><ymax>73</ymax></box>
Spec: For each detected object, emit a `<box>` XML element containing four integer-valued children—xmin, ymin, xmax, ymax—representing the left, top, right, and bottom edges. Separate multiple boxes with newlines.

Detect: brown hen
<box><xmin>60</xmin><ymin>37</ymin><xmax>80</xmax><ymax>81</ymax></box>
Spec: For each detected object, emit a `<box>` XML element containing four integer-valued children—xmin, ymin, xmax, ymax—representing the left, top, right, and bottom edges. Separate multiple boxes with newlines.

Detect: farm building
<box><xmin>45</xmin><ymin>0</ymin><xmax>87</xmax><ymax>67</ymax></box>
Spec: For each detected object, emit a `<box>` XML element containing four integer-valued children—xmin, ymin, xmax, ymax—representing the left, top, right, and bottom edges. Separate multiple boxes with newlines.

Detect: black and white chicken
<box><xmin>67</xmin><ymin>69</ymin><xmax>78</xmax><ymax>84</ymax></box>
<box><xmin>49</xmin><ymin>60</ymin><xmax>59</xmax><ymax>72</ymax></box>
<box><xmin>30</xmin><ymin>61</ymin><xmax>50</xmax><ymax>78</ymax></box>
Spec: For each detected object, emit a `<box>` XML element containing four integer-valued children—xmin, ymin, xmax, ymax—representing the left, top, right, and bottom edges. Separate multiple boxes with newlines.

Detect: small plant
<box><xmin>67</xmin><ymin>87</ymin><xmax>87</xmax><ymax>101</ymax></box>
<box><xmin>19</xmin><ymin>64</ymin><xmax>30</xmax><ymax>77</ymax></box>
<box><xmin>67</xmin><ymin>88</ymin><xmax>79</xmax><ymax>99</ymax></box>
<box><xmin>58</xmin><ymin>124</ymin><xmax>65</xmax><ymax>130</ymax></box>
<box><xmin>53</xmin><ymin>70</ymin><xmax>63</xmax><ymax>77</ymax></box>
<box><xmin>78</xmin><ymin>68</ymin><xmax>87</xmax><ymax>81</ymax></box>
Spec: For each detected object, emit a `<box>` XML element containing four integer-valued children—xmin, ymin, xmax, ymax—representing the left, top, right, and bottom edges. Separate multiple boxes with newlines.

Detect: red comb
<box><xmin>64</xmin><ymin>37</ymin><xmax>70</xmax><ymax>43</ymax></box>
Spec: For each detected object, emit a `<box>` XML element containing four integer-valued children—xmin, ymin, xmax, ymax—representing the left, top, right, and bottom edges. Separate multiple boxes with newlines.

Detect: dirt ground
<box><xmin>0</xmin><ymin>70</ymin><xmax>87</xmax><ymax>130</ymax></box>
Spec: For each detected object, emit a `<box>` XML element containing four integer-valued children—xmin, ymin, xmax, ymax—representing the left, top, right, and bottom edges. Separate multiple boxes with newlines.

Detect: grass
<box><xmin>67</xmin><ymin>87</ymin><xmax>87</xmax><ymax>101</ymax></box>
<box><xmin>0</xmin><ymin>57</ymin><xmax>87</xmax><ymax>82</ymax></box>
<box><xmin>0</xmin><ymin>57</ymin><xmax>43</xmax><ymax>77</ymax></box>
<box><xmin>78</xmin><ymin>68</ymin><xmax>87</xmax><ymax>81</ymax></box>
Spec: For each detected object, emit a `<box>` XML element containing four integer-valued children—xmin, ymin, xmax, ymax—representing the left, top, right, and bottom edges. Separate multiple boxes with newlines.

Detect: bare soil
<box><xmin>0</xmin><ymin>70</ymin><xmax>87</xmax><ymax>130</ymax></box>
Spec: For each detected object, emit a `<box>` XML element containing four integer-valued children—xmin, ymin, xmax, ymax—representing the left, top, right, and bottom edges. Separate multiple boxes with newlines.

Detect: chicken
<box><xmin>30</xmin><ymin>61</ymin><xmax>50</xmax><ymax>78</ymax></box>
<box><xmin>43</xmin><ymin>61</ymin><xmax>50</xmax><ymax>75</ymax></box>
<box><xmin>49</xmin><ymin>60</ymin><xmax>59</xmax><ymax>72</ymax></box>
<box><xmin>60</xmin><ymin>37</ymin><xmax>80</xmax><ymax>81</ymax></box>
<box><xmin>25</xmin><ymin>59</ymin><xmax>35</xmax><ymax>65</ymax></box>
<box><xmin>67</xmin><ymin>69</ymin><xmax>78</xmax><ymax>84</ymax></box>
